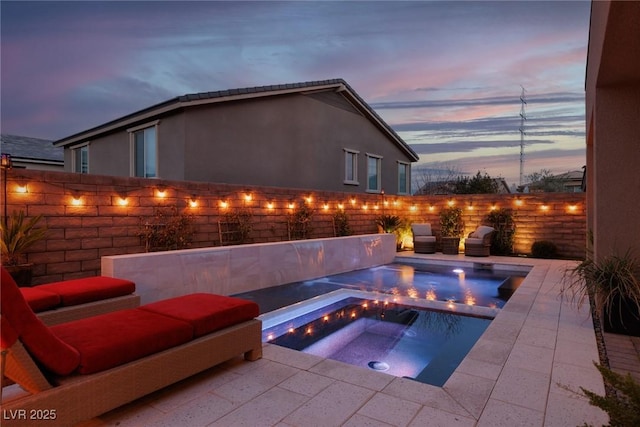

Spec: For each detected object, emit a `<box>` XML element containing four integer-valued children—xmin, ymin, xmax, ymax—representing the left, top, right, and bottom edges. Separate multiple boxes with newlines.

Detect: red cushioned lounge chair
<box><xmin>0</xmin><ymin>267</ymin><xmax>262</xmax><ymax>426</ymax></box>
<box><xmin>21</xmin><ymin>276</ymin><xmax>139</xmax><ymax>325</ymax></box>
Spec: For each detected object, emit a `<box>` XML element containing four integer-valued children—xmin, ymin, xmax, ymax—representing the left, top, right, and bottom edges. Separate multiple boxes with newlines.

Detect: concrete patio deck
<box><xmin>77</xmin><ymin>253</ymin><xmax>609</xmax><ymax>426</ymax></box>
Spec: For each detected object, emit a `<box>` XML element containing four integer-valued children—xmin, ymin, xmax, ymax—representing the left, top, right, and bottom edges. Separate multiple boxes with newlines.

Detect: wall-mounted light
<box><xmin>266</xmin><ymin>202</ymin><xmax>275</xmax><ymax>210</ymax></box>
<box><xmin>71</xmin><ymin>195</ymin><xmax>83</xmax><ymax>206</ymax></box>
<box><xmin>118</xmin><ymin>196</ymin><xmax>128</xmax><ymax>206</ymax></box>
<box><xmin>447</xmin><ymin>199</ymin><xmax>455</xmax><ymax>207</ymax></box>
<box><xmin>322</xmin><ymin>203</ymin><xmax>329</xmax><ymax>211</ymax></box>
<box><xmin>337</xmin><ymin>203</ymin><xmax>344</xmax><ymax>210</ymax></box>
<box><xmin>428</xmin><ymin>205</ymin><xmax>435</xmax><ymax>212</ymax></box>
<box><xmin>305</xmin><ymin>196</ymin><xmax>313</xmax><ymax>204</ymax></box>
<box><xmin>15</xmin><ymin>183</ymin><xmax>28</xmax><ymax>194</ymax></box>
<box><xmin>568</xmin><ymin>204</ymin><xmax>578</xmax><ymax>212</ymax></box>
<box><xmin>410</xmin><ymin>205</ymin><xmax>417</xmax><ymax>212</ymax></box>
<box><xmin>1</xmin><ymin>153</ymin><xmax>12</xmax><ymax>169</ymax></box>
<box><xmin>362</xmin><ymin>204</ymin><xmax>368</xmax><ymax>211</ymax></box>
<box><xmin>540</xmin><ymin>204</ymin><xmax>549</xmax><ymax>211</ymax></box>
<box><xmin>467</xmin><ymin>203</ymin><xmax>474</xmax><ymax>211</ymax></box>
<box><xmin>188</xmin><ymin>197</ymin><xmax>198</xmax><ymax>208</ymax></box>
<box><xmin>350</xmin><ymin>198</ymin><xmax>356</xmax><ymax>205</ymax></box>
<box><xmin>288</xmin><ymin>202</ymin><xmax>295</xmax><ymax>209</ymax></box>
<box><xmin>393</xmin><ymin>200</ymin><xmax>398</xmax><ymax>206</ymax></box>
<box><xmin>244</xmin><ymin>193</ymin><xmax>253</xmax><ymax>202</ymax></box>
<box><xmin>490</xmin><ymin>204</ymin><xmax>498</xmax><ymax>211</ymax></box>
<box><xmin>220</xmin><ymin>200</ymin><xmax>229</xmax><ymax>209</ymax></box>
<box><xmin>515</xmin><ymin>197</ymin><xmax>523</xmax><ymax>207</ymax></box>
<box><xmin>373</xmin><ymin>204</ymin><xmax>379</xmax><ymax>210</ymax></box>
<box><xmin>156</xmin><ymin>187</ymin><xmax>167</xmax><ymax>198</ymax></box>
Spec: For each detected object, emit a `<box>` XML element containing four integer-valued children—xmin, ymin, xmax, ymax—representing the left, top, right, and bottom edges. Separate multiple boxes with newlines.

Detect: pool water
<box><xmin>234</xmin><ymin>262</ymin><xmax>526</xmax><ymax>314</ymax></box>
<box><xmin>262</xmin><ymin>296</ymin><xmax>491</xmax><ymax>386</ymax></box>
<box><xmin>234</xmin><ymin>262</ymin><xmax>526</xmax><ymax>386</ymax></box>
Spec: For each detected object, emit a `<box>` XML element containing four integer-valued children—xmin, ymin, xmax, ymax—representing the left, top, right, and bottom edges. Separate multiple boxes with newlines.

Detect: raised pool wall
<box><xmin>102</xmin><ymin>234</ymin><xmax>397</xmax><ymax>304</ymax></box>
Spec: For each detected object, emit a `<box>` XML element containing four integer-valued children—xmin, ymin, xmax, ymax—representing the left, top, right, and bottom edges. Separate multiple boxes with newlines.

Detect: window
<box><xmin>366</xmin><ymin>154</ymin><xmax>382</xmax><ymax>192</ymax></box>
<box><xmin>398</xmin><ymin>161</ymin><xmax>410</xmax><ymax>194</ymax></box>
<box><xmin>129</xmin><ymin>122</ymin><xmax>158</xmax><ymax>178</ymax></box>
<box><xmin>72</xmin><ymin>144</ymin><xmax>89</xmax><ymax>174</ymax></box>
<box><xmin>344</xmin><ymin>149</ymin><xmax>359</xmax><ymax>185</ymax></box>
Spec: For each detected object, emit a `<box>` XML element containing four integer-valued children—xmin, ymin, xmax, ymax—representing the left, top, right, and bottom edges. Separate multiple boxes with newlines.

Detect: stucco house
<box><xmin>585</xmin><ymin>1</ymin><xmax>640</xmax><ymax>260</ymax></box>
<box><xmin>53</xmin><ymin>79</ymin><xmax>419</xmax><ymax>195</ymax></box>
<box><xmin>0</xmin><ymin>134</ymin><xmax>63</xmax><ymax>171</ymax></box>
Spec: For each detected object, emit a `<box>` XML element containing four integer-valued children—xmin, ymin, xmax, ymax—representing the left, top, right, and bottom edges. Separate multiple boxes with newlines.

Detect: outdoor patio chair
<box><xmin>411</xmin><ymin>223</ymin><xmax>436</xmax><ymax>254</ymax></box>
<box><xmin>0</xmin><ymin>267</ymin><xmax>262</xmax><ymax>427</ymax></box>
<box><xmin>20</xmin><ymin>276</ymin><xmax>139</xmax><ymax>326</ymax></box>
<box><xmin>464</xmin><ymin>225</ymin><xmax>495</xmax><ymax>257</ymax></box>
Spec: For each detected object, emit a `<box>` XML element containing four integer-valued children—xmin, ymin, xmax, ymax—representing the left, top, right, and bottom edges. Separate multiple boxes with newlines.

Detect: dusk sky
<box><xmin>1</xmin><ymin>1</ymin><xmax>591</xmax><ymax>188</ymax></box>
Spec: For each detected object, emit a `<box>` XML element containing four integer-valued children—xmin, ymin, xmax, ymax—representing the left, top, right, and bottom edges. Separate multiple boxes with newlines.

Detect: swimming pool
<box><xmin>261</xmin><ymin>295</ymin><xmax>492</xmax><ymax>386</ymax></box>
<box><xmin>234</xmin><ymin>262</ymin><xmax>526</xmax><ymax>314</ymax></box>
<box><xmin>234</xmin><ymin>261</ymin><xmax>527</xmax><ymax>386</ymax></box>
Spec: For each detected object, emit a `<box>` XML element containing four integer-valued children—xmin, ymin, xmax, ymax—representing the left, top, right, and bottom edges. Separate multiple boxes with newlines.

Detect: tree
<box><xmin>523</xmin><ymin>169</ymin><xmax>564</xmax><ymax>193</ymax></box>
<box><xmin>453</xmin><ymin>171</ymin><xmax>500</xmax><ymax>194</ymax></box>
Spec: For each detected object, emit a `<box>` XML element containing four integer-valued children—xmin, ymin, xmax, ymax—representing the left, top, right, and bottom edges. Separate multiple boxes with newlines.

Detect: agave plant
<box><xmin>1</xmin><ymin>210</ymin><xmax>47</xmax><ymax>265</ymax></box>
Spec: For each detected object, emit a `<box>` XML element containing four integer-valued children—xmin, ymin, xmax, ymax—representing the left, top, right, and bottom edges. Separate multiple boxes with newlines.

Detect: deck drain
<box><xmin>368</xmin><ymin>361</ymin><xmax>390</xmax><ymax>371</ymax></box>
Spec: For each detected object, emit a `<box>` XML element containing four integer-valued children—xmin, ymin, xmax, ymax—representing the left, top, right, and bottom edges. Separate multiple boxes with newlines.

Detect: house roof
<box><xmin>53</xmin><ymin>79</ymin><xmax>419</xmax><ymax>162</ymax></box>
<box><xmin>0</xmin><ymin>134</ymin><xmax>63</xmax><ymax>165</ymax></box>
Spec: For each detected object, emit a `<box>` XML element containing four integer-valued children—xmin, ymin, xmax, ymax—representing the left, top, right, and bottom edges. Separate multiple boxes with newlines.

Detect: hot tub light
<box><xmin>323</xmin><ymin>315</ymin><xmax>329</xmax><ymax>322</ymax></box>
<box><xmin>267</xmin><ymin>333</ymin><xmax>274</xmax><ymax>341</ymax></box>
<box><xmin>453</xmin><ymin>268</ymin><xmax>464</xmax><ymax>274</ymax></box>
<box><xmin>351</xmin><ymin>311</ymin><xmax>356</xmax><ymax>318</ymax></box>
<box><xmin>306</xmin><ymin>327</ymin><xmax>312</xmax><ymax>335</ymax></box>
<box><xmin>288</xmin><ymin>327</ymin><xmax>295</xmax><ymax>334</ymax></box>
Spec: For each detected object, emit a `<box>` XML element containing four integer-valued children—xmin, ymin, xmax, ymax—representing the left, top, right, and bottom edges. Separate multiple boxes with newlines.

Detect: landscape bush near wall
<box><xmin>2</xmin><ymin>169</ymin><xmax>586</xmax><ymax>283</ymax></box>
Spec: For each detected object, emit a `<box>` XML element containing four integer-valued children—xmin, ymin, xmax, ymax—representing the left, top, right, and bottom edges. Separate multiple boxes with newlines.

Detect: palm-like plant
<box><xmin>1</xmin><ymin>210</ymin><xmax>47</xmax><ymax>265</ymax></box>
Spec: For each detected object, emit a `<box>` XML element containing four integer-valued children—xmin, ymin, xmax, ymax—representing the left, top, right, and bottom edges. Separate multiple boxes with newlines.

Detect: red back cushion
<box><xmin>140</xmin><ymin>293</ymin><xmax>259</xmax><ymax>337</ymax></box>
<box><xmin>0</xmin><ymin>267</ymin><xmax>80</xmax><ymax>375</ymax></box>
<box><xmin>41</xmin><ymin>276</ymin><xmax>135</xmax><ymax>306</ymax></box>
<box><xmin>20</xmin><ymin>287</ymin><xmax>62</xmax><ymax>312</ymax></box>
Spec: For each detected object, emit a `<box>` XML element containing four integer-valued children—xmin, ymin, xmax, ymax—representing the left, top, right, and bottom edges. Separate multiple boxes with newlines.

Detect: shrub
<box><xmin>531</xmin><ymin>240</ymin><xmax>558</xmax><ymax>259</ymax></box>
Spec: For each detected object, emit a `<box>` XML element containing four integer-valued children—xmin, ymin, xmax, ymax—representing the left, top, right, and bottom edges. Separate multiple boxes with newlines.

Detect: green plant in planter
<box><xmin>333</xmin><ymin>211</ymin><xmax>351</xmax><ymax>236</ymax></box>
<box><xmin>439</xmin><ymin>207</ymin><xmax>464</xmax><ymax>238</ymax></box>
<box><xmin>561</xmin><ymin>248</ymin><xmax>640</xmax><ymax>336</ymax></box>
<box><xmin>375</xmin><ymin>214</ymin><xmax>401</xmax><ymax>234</ymax></box>
<box><xmin>1</xmin><ymin>210</ymin><xmax>47</xmax><ymax>266</ymax></box>
<box><xmin>1</xmin><ymin>210</ymin><xmax>47</xmax><ymax>286</ymax></box>
<box><xmin>485</xmin><ymin>208</ymin><xmax>515</xmax><ymax>255</ymax></box>
<box><xmin>287</xmin><ymin>201</ymin><xmax>315</xmax><ymax>240</ymax></box>
<box><xmin>138</xmin><ymin>206</ymin><xmax>194</xmax><ymax>252</ymax></box>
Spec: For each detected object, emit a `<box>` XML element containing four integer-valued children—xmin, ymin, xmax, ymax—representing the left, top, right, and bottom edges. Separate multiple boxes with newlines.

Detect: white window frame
<box><xmin>128</xmin><ymin>120</ymin><xmax>159</xmax><ymax>178</ymax></box>
<box><xmin>366</xmin><ymin>153</ymin><xmax>382</xmax><ymax>193</ymax></box>
<box><xmin>70</xmin><ymin>142</ymin><xmax>90</xmax><ymax>174</ymax></box>
<box><xmin>343</xmin><ymin>148</ymin><xmax>359</xmax><ymax>185</ymax></box>
<box><xmin>397</xmin><ymin>161</ymin><xmax>410</xmax><ymax>195</ymax></box>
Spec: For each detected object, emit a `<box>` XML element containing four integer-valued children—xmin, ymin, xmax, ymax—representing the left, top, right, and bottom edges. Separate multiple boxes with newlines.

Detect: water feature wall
<box><xmin>102</xmin><ymin>234</ymin><xmax>396</xmax><ymax>304</ymax></box>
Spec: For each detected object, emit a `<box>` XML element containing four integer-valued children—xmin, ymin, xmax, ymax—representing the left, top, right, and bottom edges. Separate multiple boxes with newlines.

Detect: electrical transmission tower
<box><xmin>519</xmin><ymin>86</ymin><xmax>527</xmax><ymax>187</ymax></box>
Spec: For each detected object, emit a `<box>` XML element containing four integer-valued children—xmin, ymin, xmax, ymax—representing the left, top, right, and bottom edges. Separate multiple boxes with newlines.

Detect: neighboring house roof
<box><xmin>0</xmin><ymin>134</ymin><xmax>63</xmax><ymax>168</ymax></box>
<box><xmin>53</xmin><ymin>79</ymin><xmax>419</xmax><ymax>162</ymax></box>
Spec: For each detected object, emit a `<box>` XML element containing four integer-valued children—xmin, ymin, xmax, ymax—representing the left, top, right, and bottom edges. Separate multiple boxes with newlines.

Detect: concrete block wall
<box><xmin>1</xmin><ymin>169</ymin><xmax>586</xmax><ymax>284</ymax></box>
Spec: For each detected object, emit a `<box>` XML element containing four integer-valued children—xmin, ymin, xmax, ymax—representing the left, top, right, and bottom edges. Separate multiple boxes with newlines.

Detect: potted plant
<box><xmin>375</xmin><ymin>214</ymin><xmax>401</xmax><ymax>234</ymax></box>
<box><xmin>485</xmin><ymin>208</ymin><xmax>516</xmax><ymax>255</ymax></box>
<box><xmin>1</xmin><ymin>210</ymin><xmax>47</xmax><ymax>286</ymax></box>
<box><xmin>439</xmin><ymin>207</ymin><xmax>464</xmax><ymax>254</ymax></box>
<box><xmin>561</xmin><ymin>248</ymin><xmax>640</xmax><ymax>336</ymax></box>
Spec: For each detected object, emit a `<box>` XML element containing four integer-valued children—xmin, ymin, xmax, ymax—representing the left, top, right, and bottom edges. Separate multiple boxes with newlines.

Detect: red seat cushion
<box><xmin>1</xmin><ymin>267</ymin><xmax>80</xmax><ymax>375</ymax></box>
<box><xmin>40</xmin><ymin>276</ymin><xmax>135</xmax><ymax>306</ymax></box>
<box><xmin>51</xmin><ymin>309</ymin><xmax>193</xmax><ymax>375</ymax></box>
<box><xmin>20</xmin><ymin>287</ymin><xmax>62</xmax><ymax>312</ymax></box>
<box><xmin>140</xmin><ymin>293</ymin><xmax>259</xmax><ymax>338</ymax></box>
